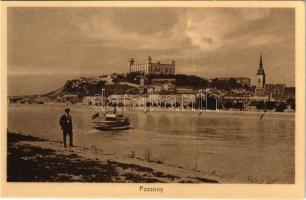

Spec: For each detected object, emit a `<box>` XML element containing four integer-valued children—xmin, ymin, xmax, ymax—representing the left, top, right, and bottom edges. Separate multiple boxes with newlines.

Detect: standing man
<box><xmin>59</xmin><ymin>108</ymin><xmax>73</xmax><ymax>147</ymax></box>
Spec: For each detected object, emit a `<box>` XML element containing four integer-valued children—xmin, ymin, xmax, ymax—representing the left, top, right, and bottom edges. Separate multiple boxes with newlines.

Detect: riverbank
<box><xmin>7</xmin><ymin>131</ymin><xmax>218</xmax><ymax>183</ymax></box>
<box><xmin>8</xmin><ymin>103</ymin><xmax>295</xmax><ymax>117</ymax></box>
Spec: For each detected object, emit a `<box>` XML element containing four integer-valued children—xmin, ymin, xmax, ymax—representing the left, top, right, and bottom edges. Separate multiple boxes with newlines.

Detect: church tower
<box><xmin>256</xmin><ymin>54</ymin><xmax>266</xmax><ymax>89</ymax></box>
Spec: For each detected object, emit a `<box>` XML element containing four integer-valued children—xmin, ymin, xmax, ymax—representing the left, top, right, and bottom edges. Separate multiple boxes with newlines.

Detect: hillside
<box><xmin>43</xmin><ymin>78</ymin><xmax>138</xmax><ymax>97</ymax></box>
<box><xmin>42</xmin><ymin>73</ymin><xmax>251</xmax><ymax>98</ymax></box>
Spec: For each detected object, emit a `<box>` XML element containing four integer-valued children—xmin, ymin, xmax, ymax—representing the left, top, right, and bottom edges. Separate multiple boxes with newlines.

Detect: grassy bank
<box><xmin>7</xmin><ymin>131</ymin><xmax>218</xmax><ymax>183</ymax></box>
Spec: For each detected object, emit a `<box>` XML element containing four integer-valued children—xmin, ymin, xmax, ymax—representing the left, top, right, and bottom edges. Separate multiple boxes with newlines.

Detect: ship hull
<box><xmin>92</xmin><ymin>120</ymin><xmax>130</xmax><ymax>131</ymax></box>
<box><xmin>93</xmin><ymin>125</ymin><xmax>130</xmax><ymax>131</ymax></box>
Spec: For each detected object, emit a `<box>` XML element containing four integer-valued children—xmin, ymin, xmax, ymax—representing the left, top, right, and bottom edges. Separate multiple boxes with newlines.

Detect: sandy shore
<box><xmin>7</xmin><ymin>131</ymin><xmax>218</xmax><ymax>183</ymax></box>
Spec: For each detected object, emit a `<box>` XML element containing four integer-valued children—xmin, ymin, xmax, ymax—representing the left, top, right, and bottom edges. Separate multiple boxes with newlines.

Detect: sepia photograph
<box><xmin>1</xmin><ymin>1</ymin><xmax>305</xmax><ymax>198</ymax></box>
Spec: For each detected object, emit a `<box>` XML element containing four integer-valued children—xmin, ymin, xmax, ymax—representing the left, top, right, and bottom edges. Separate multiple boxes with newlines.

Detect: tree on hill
<box><xmin>126</xmin><ymin>72</ymin><xmax>143</xmax><ymax>84</ymax></box>
<box><xmin>175</xmin><ymin>74</ymin><xmax>209</xmax><ymax>89</ymax></box>
<box><xmin>210</xmin><ymin>78</ymin><xmax>242</xmax><ymax>91</ymax></box>
<box><xmin>112</xmin><ymin>73</ymin><xmax>125</xmax><ymax>83</ymax></box>
<box><xmin>146</xmin><ymin>74</ymin><xmax>176</xmax><ymax>79</ymax></box>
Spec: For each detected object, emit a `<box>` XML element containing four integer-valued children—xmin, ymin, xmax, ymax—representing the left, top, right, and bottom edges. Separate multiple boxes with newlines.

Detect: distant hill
<box><xmin>42</xmin><ymin>73</ymin><xmax>251</xmax><ymax>98</ymax></box>
<box><xmin>43</xmin><ymin>78</ymin><xmax>138</xmax><ymax>97</ymax></box>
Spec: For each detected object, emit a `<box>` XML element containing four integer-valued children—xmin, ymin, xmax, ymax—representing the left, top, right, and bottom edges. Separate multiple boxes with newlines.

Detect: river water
<box><xmin>7</xmin><ymin>104</ymin><xmax>295</xmax><ymax>183</ymax></box>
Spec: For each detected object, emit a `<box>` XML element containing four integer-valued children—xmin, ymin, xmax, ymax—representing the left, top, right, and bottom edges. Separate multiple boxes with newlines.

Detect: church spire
<box><xmin>256</xmin><ymin>54</ymin><xmax>266</xmax><ymax>91</ymax></box>
<box><xmin>259</xmin><ymin>54</ymin><xmax>263</xmax><ymax>68</ymax></box>
<box><xmin>257</xmin><ymin>54</ymin><xmax>265</xmax><ymax>75</ymax></box>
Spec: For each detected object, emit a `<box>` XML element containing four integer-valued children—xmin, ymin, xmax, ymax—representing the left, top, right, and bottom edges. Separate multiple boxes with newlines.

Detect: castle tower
<box><xmin>128</xmin><ymin>58</ymin><xmax>134</xmax><ymax>72</ymax></box>
<box><xmin>147</xmin><ymin>56</ymin><xmax>152</xmax><ymax>64</ymax></box>
<box><xmin>256</xmin><ymin>54</ymin><xmax>266</xmax><ymax>89</ymax></box>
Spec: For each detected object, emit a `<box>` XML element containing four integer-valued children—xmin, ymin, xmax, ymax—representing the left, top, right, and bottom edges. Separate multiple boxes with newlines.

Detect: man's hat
<box><xmin>65</xmin><ymin>108</ymin><xmax>70</xmax><ymax>112</ymax></box>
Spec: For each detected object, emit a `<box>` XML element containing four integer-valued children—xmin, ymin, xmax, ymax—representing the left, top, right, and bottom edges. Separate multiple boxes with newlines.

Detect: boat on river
<box><xmin>92</xmin><ymin>112</ymin><xmax>130</xmax><ymax>131</ymax></box>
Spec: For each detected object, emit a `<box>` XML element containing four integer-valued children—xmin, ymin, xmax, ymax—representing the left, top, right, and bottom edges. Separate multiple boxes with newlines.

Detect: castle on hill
<box><xmin>128</xmin><ymin>56</ymin><xmax>175</xmax><ymax>75</ymax></box>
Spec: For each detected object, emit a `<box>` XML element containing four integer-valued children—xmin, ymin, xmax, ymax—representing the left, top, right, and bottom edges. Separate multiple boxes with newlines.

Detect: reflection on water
<box><xmin>8</xmin><ymin>104</ymin><xmax>294</xmax><ymax>183</ymax></box>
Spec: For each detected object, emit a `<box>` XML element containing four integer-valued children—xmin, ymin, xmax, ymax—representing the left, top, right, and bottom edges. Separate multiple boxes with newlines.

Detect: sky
<box><xmin>7</xmin><ymin>7</ymin><xmax>295</xmax><ymax>96</ymax></box>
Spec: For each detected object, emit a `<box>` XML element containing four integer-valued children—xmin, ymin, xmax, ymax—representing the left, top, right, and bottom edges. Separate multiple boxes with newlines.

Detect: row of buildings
<box><xmin>128</xmin><ymin>55</ymin><xmax>294</xmax><ymax>102</ymax></box>
<box><xmin>8</xmin><ymin>55</ymin><xmax>295</xmax><ymax>111</ymax></box>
